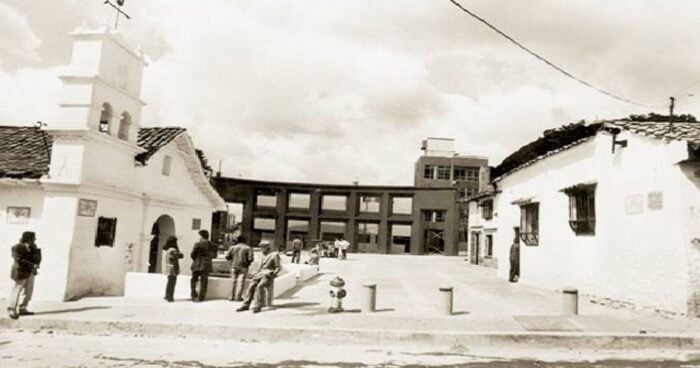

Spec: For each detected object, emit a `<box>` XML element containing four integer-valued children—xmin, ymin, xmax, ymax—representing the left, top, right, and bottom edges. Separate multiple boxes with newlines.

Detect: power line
<box><xmin>446</xmin><ymin>0</ymin><xmax>651</xmax><ymax>108</ymax></box>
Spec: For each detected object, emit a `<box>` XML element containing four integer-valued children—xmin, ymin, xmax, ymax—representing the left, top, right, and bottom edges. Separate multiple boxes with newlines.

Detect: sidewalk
<box><xmin>1</xmin><ymin>254</ymin><xmax>699</xmax><ymax>350</ymax></box>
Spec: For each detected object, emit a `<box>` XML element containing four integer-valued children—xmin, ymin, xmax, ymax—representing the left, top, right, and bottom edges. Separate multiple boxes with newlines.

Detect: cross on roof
<box><xmin>102</xmin><ymin>0</ymin><xmax>131</xmax><ymax>30</ymax></box>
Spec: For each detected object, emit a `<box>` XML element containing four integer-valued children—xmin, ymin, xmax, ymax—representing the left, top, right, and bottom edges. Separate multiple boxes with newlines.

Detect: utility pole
<box><xmin>669</xmin><ymin>96</ymin><xmax>675</xmax><ymax>132</ymax></box>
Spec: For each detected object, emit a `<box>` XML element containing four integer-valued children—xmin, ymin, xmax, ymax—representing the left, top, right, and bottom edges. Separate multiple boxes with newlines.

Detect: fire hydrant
<box><xmin>328</xmin><ymin>276</ymin><xmax>346</xmax><ymax>313</ymax></box>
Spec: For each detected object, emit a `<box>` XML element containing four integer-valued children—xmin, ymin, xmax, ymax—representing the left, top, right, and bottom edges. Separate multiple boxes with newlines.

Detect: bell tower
<box><xmin>55</xmin><ymin>25</ymin><xmax>146</xmax><ymax>143</ymax></box>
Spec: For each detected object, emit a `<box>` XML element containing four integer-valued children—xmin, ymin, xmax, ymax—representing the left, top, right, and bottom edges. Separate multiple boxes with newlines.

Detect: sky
<box><xmin>1</xmin><ymin>0</ymin><xmax>699</xmax><ymax>185</ymax></box>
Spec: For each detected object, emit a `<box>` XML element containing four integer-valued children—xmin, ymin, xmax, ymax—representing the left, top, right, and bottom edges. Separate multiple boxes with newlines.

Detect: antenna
<box><xmin>102</xmin><ymin>0</ymin><xmax>131</xmax><ymax>30</ymax></box>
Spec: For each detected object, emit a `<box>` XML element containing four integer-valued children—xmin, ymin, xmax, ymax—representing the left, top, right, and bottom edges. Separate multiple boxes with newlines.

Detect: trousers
<box><xmin>8</xmin><ymin>274</ymin><xmax>35</xmax><ymax>312</ymax></box>
<box><xmin>291</xmin><ymin>250</ymin><xmax>301</xmax><ymax>264</ymax></box>
<box><xmin>190</xmin><ymin>271</ymin><xmax>209</xmax><ymax>301</ymax></box>
<box><xmin>242</xmin><ymin>274</ymin><xmax>274</xmax><ymax>309</ymax></box>
<box><xmin>165</xmin><ymin>275</ymin><xmax>177</xmax><ymax>301</ymax></box>
<box><xmin>230</xmin><ymin>268</ymin><xmax>248</xmax><ymax>301</ymax></box>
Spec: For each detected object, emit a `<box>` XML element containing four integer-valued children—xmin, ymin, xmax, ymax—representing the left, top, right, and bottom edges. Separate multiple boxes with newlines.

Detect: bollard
<box><xmin>363</xmin><ymin>284</ymin><xmax>377</xmax><ymax>313</ymax></box>
<box><xmin>438</xmin><ymin>287</ymin><xmax>453</xmax><ymax>316</ymax></box>
<box><xmin>562</xmin><ymin>287</ymin><xmax>578</xmax><ymax>315</ymax></box>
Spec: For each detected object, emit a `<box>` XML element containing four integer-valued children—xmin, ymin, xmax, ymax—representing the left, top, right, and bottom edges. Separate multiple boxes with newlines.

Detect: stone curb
<box><xmin>1</xmin><ymin>317</ymin><xmax>699</xmax><ymax>350</ymax></box>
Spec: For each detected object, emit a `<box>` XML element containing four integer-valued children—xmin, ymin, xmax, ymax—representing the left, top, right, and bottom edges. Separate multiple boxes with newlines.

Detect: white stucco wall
<box><xmin>492</xmin><ymin>132</ymin><xmax>693</xmax><ymax>314</ymax></box>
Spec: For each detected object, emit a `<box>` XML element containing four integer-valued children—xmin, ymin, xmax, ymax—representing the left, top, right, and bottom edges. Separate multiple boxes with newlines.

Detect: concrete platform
<box><xmin>124</xmin><ymin>262</ymin><xmax>317</xmax><ymax>300</ymax></box>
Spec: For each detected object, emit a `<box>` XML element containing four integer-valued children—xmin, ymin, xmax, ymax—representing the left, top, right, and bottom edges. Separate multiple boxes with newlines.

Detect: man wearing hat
<box><xmin>236</xmin><ymin>240</ymin><xmax>281</xmax><ymax>313</ymax></box>
<box><xmin>7</xmin><ymin>231</ymin><xmax>42</xmax><ymax>319</ymax></box>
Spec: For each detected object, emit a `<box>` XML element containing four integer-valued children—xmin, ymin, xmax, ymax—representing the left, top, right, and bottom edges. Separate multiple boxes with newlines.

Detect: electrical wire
<box><xmin>446</xmin><ymin>0</ymin><xmax>652</xmax><ymax>108</ymax></box>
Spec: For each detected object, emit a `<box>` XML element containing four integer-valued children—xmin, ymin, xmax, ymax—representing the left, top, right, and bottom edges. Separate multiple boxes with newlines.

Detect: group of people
<box><xmin>6</xmin><ymin>230</ymin><xmax>333</xmax><ymax>319</ymax></box>
<box><xmin>316</xmin><ymin>237</ymin><xmax>350</xmax><ymax>260</ymax></box>
<box><xmin>164</xmin><ymin>231</ymin><xmax>282</xmax><ymax>313</ymax></box>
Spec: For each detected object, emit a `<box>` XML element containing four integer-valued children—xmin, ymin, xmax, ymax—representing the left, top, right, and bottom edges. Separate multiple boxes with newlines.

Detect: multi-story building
<box><xmin>211</xmin><ymin>138</ymin><xmax>490</xmax><ymax>256</ymax></box>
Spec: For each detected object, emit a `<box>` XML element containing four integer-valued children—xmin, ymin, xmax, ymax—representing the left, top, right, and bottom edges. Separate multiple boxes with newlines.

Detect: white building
<box><xmin>0</xmin><ymin>27</ymin><xmax>225</xmax><ymax>301</ymax></box>
<box><xmin>481</xmin><ymin>120</ymin><xmax>700</xmax><ymax>317</ymax></box>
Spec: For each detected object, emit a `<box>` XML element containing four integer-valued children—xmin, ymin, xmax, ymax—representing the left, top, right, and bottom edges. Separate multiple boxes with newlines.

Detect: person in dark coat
<box><xmin>7</xmin><ymin>231</ymin><xmax>42</xmax><ymax>319</ymax></box>
<box><xmin>190</xmin><ymin>230</ymin><xmax>215</xmax><ymax>302</ymax></box>
<box><xmin>509</xmin><ymin>229</ymin><xmax>520</xmax><ymax>283</ymax></box>
<box><xmin>163</xmin><ymin>236</ymin><xmax>184</xmax><ymax>302</ymax></box>
<box><xmin>225</xmin><ymin>234</ymin><xmax>254</xmax><ymax>301</ymax></box>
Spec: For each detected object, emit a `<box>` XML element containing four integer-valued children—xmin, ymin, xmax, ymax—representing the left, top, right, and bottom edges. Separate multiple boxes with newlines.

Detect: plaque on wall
<box><xmin>192</xmin><ymin>218</ymin><xmax>202</xmax><ymax>230</ymax></box>
<box><xmin>648</xmin><ymin>191</ymin><xmax>663</xmax><ymax>210</ymax></box>
<box><xmin>78</xmin><ymin>199</ymin><xmax>98</xmax><ymax>217</ymax></box>
<box><xmin>625</xmin><ymin>194</ymin><xmax>643</xmax><ymax>215</ymax></box>
<box><xmin>6</xmin><ymin>206</ymin><xmax>30</xmax><ymax>224</ymax></box>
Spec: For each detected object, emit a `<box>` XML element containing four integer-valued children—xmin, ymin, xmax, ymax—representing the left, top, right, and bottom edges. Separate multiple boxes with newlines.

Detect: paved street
<box><xmin>1</xmin><ymin>254</ymin><xmax>700</xmax><ymax>367</ymax></box>
<box><xmin>1</xmin><ymin>329</ymin><xmax>699</xmax><ymax>368</ymax></box>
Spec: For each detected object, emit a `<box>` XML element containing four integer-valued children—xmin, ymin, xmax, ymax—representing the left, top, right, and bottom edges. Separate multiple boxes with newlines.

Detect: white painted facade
<box><xmin>0</xmin><ymin>27</ymin><xmax>225</xmax><ymax>301</ymax></box>
<box><xmin>489</xmin><ymin>128</ymin><xmax>700</xmax><ymax>316</ymax></box>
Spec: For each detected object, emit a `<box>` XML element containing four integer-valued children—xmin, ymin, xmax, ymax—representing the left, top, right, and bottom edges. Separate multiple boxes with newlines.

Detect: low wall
<box><xmin>124</xmin><ymin>264</ymin><xmax>317</xmax><ymax>301</ymax></box>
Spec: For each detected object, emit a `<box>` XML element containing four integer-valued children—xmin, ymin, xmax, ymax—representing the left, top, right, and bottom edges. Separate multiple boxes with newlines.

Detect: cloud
<box><xmin>0</xmin><ymin>2</ymin><xmax>41</xmax><ymax>65</ymax></box>
<box><xmin>3</xmin><ymin>0</ymin><xmax>700</xmax><ymax>185</ymax></box>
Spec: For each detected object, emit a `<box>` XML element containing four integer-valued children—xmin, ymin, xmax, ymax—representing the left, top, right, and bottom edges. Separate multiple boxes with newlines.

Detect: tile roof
<box><xmin>135</xmin><ymin>127</ymin><xmax>186</xmax><ymax>164</ymax></box>
<box><xmin>0</xmin><ymin>126</ymin><xmax>186</xmax><ymax>179</ymax></box>
<box><xmin>493</xmin><ymin>117</ymin><xmax>700</xmax><ymax>181</ymax></box>
<box><xmin>0</xmin><ymin>126</ymin><xmax>52</xmax><ymax>179</ymax></box>
<box><xmin>606</xmin><ymin>121</ymin><xmax>700</xmax><ymax>149</ymax></box>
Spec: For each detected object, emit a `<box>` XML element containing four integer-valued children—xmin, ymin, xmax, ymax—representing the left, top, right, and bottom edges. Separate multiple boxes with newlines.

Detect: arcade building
<box><xmin>212</xmin><ymin>138</ymin><xmax>489</xmax><ymax>256</ymax></box>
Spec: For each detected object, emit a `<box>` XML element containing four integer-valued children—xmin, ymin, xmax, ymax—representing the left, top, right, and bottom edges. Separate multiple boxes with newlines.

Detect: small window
<box><xmin>519</xmin><ymin>203</ymin><xmax>539</xmax><ymax>246</ymax></box>
<box><xmin>391</xmin><ymin>196</ymin><xmax>412</xmax><ymax>215</ymax></box>
<box><xmin>453</xmin><ymin>166</ymin><xmax>467</xmax><ymax>181</ymax></box>
<box><xmin>359</xmin><ymin>195</ymin><xmax>380</xmax><ymax>213</ymax></box>
<box><xmin>485</xmin><ymin>234</ymin><xmax>493</xmax><ymax>257</ymax></box>
<box><xmin>192</xmin><ymin>218</ymin><xmax>202</xmax><ymax>230</ymax></box>
<box><xmin>565</xmin><ymin>184</ymin><xmax>596</xmax><ymax>235</ymax></box>
<box><xmin>436</xmin><ymin>166</ymin><xmax>451</xmax><ymax>180</ymax></box>
<box><xmin>95</xmin><ymin>217</ymin><xmax>117</xmax><ymax>247</ymax></box>
<box><xmin>99</xmin><ymin>103</ymin><xmax>112</xmax><ymax>134</ymax></box>
<box><xmin>254</xmin><ymin>217</ymin><xmax>276</xmax><ymax>231</ymax></box>
<box><xmin>118</xmin><ymin>112</ymin><xmax>131</xmax><ymax>140</ymax></box>
<box><xmin>289</xmin><ymin>193</ymin><xmax>311</xmax><ymax>209</ymax></box>
<box><xmin>481</xmin><ymin>199</ymin><xmax>493</xmax><ymax>220</ymax></box>
<box><xmin>162</xmin><ymin>155</ymin><xmax>172</xmax><ymax>176</ymax></box>
<box><xmin>467</xmin><ymin>167</ymin><xmax>480</xmax><ymax>181</ymax></box>
<box><xmin>424</xmin><ymin>165</ymin><xmax>436</xmax><ymax>179</ymax></box>
<box><xmin>256</xmin><ymin>194</ymin><xmax>277</xmax><ymax>208</ymax></box>
<box><xmin>422</xmin><ymin>210</ymin><xmax>446</xmax><ymax>223</ymax></box>
<box><xmin>322</xmin><ymin>195</ymin><xmax>347</xmax><ymax>211</ymax></box>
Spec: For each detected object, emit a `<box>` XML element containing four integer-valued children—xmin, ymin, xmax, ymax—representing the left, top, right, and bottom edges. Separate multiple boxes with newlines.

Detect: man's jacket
<box><xmin>226</xmin><ymin>243</ymin><xmax>254</xmax><ymax>270</ymax></box>
<box><xmin>190</xmin><ymin>240</ymin><xmax>215</xmax><ymax>273</ymax></box>
<box><xmin>252</xmin><ymin>251</ymin><xmax>281</xmax><ymax>279</ymax></box>
<box><xmin>11</xmin><ymin>242</ymin><xmax>41</xmax><ymax>281</ymax></box>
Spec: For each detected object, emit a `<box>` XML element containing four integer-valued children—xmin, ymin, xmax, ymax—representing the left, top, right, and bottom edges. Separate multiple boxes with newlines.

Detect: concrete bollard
<box><xmin>363</xmin><ymin>284</ymin><xmax>377</xmax><ymax>313</ymax></box>
<box><xmin>438</xmin><ymin>287</ymin><xmax>453</xmax><ymax>316</ymax></box>
<box><xmin>562</xmin><ymin>287</ymin><xmax>578</xmax><ymax>315</ymax></box>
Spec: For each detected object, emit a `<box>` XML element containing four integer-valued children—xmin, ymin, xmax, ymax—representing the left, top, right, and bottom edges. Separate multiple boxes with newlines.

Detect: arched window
<box><xmin>118</xmin><ymin>112</ymin><xmax>131</xmax><ymax>140</ymax></box>
<box><xmin>99</xmin><ymin>103</ymin><xmax>112</xmax><ymax>134</ymax></box>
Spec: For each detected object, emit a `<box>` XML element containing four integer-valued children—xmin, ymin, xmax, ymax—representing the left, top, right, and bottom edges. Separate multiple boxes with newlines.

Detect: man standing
<box><xmin>190</xmin><ymin>230</ymin><xmax>215</xmax><ymax>302</ymax></box>
<box><xmin>509</xmin><ymin>228</ymin><xmax>520</xmax><ymax>283</ymax></box>
<box><xmin>7</xmin><ymin>231</ymin><xmax>42</xmax><ymax>319</ymax></box>
<box><xmin>226</xmin><ymin>234</ymin><xmax>254</xmax><ymax>301</ymax></box>
<box><xmin>290</xmin><ymin>237</ymin><xmax>303</xmax><ymax>264</ymax></box>
<box><xmin>236</xmin><ymin>241</ymin><xmax>281</xmax><ymax>313</ymax></box>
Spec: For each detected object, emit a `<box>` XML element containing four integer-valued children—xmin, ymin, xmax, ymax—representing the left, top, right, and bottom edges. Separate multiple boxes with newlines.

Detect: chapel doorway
<box><xmin>149</xmin><ymin>215</ymin><xmax>176</xmax><ymax>273</ymax></box>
